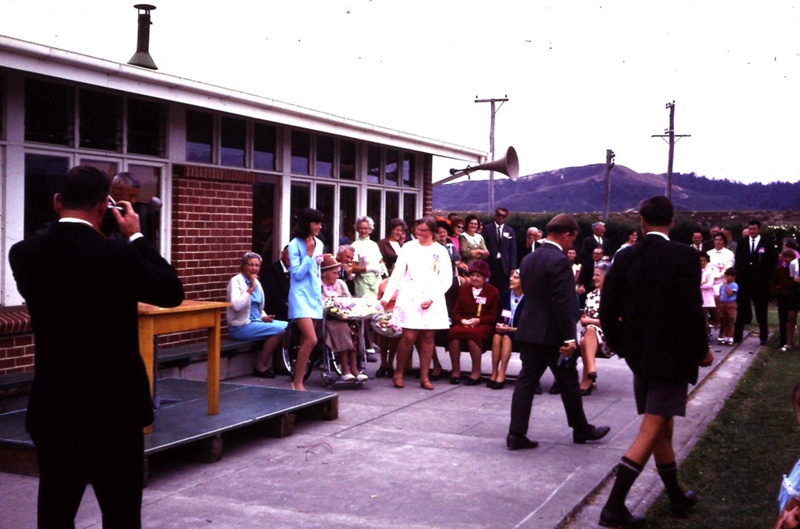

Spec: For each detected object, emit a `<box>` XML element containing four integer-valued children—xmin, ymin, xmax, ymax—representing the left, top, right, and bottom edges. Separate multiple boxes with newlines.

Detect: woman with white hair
<box><xmin>351</xmin><ymin>216</ymin><xmax>385</xmax><ymax>300</ymax></box>
<box><xmin>227</xmin><ymin>252</ymin><xmax>288</xmax><ymax>378</ymax></box>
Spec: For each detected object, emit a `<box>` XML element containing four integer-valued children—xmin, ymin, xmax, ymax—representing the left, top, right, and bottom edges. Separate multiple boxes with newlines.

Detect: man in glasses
<box><xmin>484</xmin><ymin>207</ymin><xmax>517</xmax><ymax>292</ymax></box>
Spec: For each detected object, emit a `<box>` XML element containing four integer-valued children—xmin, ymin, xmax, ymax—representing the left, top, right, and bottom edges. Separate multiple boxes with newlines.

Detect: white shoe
<box><xmin>341</xmin><ymin>373</ymin><xmax>355</xmax><ymax>381</ymax></box>
<box><xmin>717</xmin><ymin>337</ymin><xmax>725</xmax><ymax>345</ymax></box>
<box><xmin>726</xmin><ymin>338</ymin><xmax>734</xmax><ymax>346</ymax></box>
<box><xmin>781</xmin><ymin>345</ymin><xmax>791</xmax><ymax>352</ymax></box>
<box><xmin>356</xmin><ymin>373</ymin><xmax>369</xmax><ymax>382</ymax></box>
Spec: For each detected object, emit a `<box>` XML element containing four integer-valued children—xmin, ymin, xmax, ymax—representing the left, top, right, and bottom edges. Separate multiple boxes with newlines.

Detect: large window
<box><xmin>367</xmin><ymin>145</ymin><xmax>381</xmax><ymax>184</ymax></box>
<box><xmin>127</xmin><ymin>98</ymin><xmax>166</xmax><ymax>157</ymax></box>
<box><xmin>385</xmin><ymin>150</ymin><xmax>399</xmax><ymax>186</ymax></box>
<box><xmin>291</xmin><ymin>131</ymin><xmax>310</xmax><ymax>175</ymax></box>
<box><xmin>316</xmin><ymin>135</ymin><xmax>334</xmax><ymax>178</ymax></box>
<box><xmin>24</xmin><ymin>154</ymin><xmax>70</xmax><ymax>239</ymax></box>
<box><xmin>253</xmin><ymin>123</ymin><xmax>277</xmax><ymax>171</ymax></box>
<box><xmin>220</xmin><ymin>117</ymin><xmax>246</xmax><ymax>167</ymax></box>
<box><xmin>317</xmin><ymin>184</ymin><xmax>335</xmax><ymax>251</ymax></box>
<box><xmin>252</xmin><ymin>182</ymin><xmax>276</xmax><ymax>262</ymax></box>
<box><xmin>25</xmin><ymin>79</ymin><xmax>74</xmax><ymax>146</ymax></box>
<box><xmin>80</xmin><ymin>90</ymin><xmax>122</xmax><ymax>152</ymax></box>
<box><xmin>402</xmin><ymin>152</ymin><xmax>417</xmax><ymax>188</ymax></box>
<box><xmin>366</xmin><ymin>189</ymin><xmax>382</xmax><ymax>241</ymax></box>
<box><xmin>340</xmin><ymin>141</ymin><xmax>356</xmax><ymax>180</ymax></box>
<box><xmin>186</xmin><ymin>110</ymin><xmax>214</xmax><ymax>163</ymax></box>
<box><xmin>339</xmin><ymin>187</ymin><xmax>357</xmax><ymax>244</ymax></box>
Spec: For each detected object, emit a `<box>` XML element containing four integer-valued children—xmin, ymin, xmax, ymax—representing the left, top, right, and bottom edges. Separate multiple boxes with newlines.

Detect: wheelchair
<box><xmin>281</xmin><ymin>317</ymin><xmax>368</xmax><ymax>387</ymax></box>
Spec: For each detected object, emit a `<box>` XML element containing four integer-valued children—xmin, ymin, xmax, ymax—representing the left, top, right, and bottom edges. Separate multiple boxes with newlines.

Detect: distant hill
<box><xmin>433</xmin><ymin>165</ymin><xmax>800</xmax><ymax>213</ymax></box>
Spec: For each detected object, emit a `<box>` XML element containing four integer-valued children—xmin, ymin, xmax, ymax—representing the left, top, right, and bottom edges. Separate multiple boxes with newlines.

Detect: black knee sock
<box><xmin>604</xmin><ymin>457</ymin><xmax>643</xmax><ymax>513</ymax></box>
<box><xmin>656</xmin><ymin>461</ymin><xmax>684</xmax><ymax>502</ymax></box>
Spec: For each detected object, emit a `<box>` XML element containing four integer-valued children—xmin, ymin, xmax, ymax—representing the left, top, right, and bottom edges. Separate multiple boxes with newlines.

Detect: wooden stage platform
<box><xmin>0</xmin><ymin>378</ymin><xmax>338</xmax><ymax>479</ymax></box>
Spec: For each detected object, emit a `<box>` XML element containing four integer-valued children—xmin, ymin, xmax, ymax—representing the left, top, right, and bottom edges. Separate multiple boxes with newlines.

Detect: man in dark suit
<box><xmin>506</xmin><ymin>213</ymin><xmax>610</xmax><ymax>450</ymax></box>
<box><xmin>599</xmin><ymin>196</ymin><xmax>713</xmax><ymax>528</ymax></box>
<box><xmin>484</xmin><ymin>207</ymin><xmax>517</xmax><ymax>292</ymax></box>
<box><xmin>260</xmin><ymin>245</ymin><xmax>291</xmax><ymax>321</ymax></box>
<box><xmin>9</xmin><ymin>166</ymin><xmax>184</xmax><ymax>529</ymax></box>
<box><xmin>579</xmin><ymin>221</ymin><xmax>611</xmax><ymax>266</ymax></box>
<box><xmin>734</xmin><ymin>219</ymin><xmax>776</xmax><ymax>345</ymax></box>
<box><xmin>689</xmin><ymin>231</ymin><xmax>704</xmax><ymax>253</ymax></box>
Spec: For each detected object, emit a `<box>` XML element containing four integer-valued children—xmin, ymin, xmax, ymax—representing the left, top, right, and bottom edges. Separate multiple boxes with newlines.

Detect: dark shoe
<box><xmin>486</xmin><ymin>380</ymin><xmax>496</xmax><ymax>388</ymax></box>
<box><xmin>599</xmin><ymin>506</ymin><xmax>645</xmax><ymax>529</ymax></box>
<box><xmin>760</xmin><ymin>339</ymin><xmax>768</xmax><ymax>346</ymax></box>
<box><xmin>464</xmin><ymin>376</ymin><xmax>482</xmax><ymax>386</ymax></box>
<box><xmin>506</xmin><ymin>434</ymin><xmax>539</xmax><ymax>450</ymax></box>
<box><xmin>549</xmin><ymin>381</ymin><xmax>561</xmax><ymax>394</ymax></box>
<box><xmin>573</xmin><ymin>424</ymin><xmax>611</xmax><ymax>444</ymax></box>
<box><xmin>670</xmin><ymin>490</ymin><xmax>697</xmax><ymax>518</ymax></box>
<box><xmin>534</xmin><ymin>383</ymin><xmax>543</xmax><ymax>395</ymax></box>
<box><xmin>430</xmin><ymin>370</ymin><xmax>443</xmax><ymax>381</ymax></box>
<box><xmin>449</xmin><ymin>376</ymin><xmax>461</xmax><ymax>385</ymax></box>
<box><xmin>252</xmin><ymin>368</ymin><xmax>275</xmax><ymax>379</ymax></box>
<box><xmin>491</xmin><ymin>381</ymin><xmax>506</xmax><ymax>390</ymax></box>
<box><xmin>375</xmin><ymin>367</ymin><xmax>390</xmax><ymax>378</ymax></box>
<box><xmin>580</xmin><ymin>386</ymin><xmax>593</xmax><ymax>396</ymax></box>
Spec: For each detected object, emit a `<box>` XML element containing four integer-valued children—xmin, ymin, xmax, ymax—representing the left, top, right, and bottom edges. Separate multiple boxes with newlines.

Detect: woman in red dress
<box><xmin>447</xmin><ymin>260</ymin><xmax>499</xmax><ymax>385</ymax></box>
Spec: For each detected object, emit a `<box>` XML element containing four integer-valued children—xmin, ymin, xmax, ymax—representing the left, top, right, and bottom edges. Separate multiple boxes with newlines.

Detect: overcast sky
<box><xmin>2</xmin><ymin>0</ymin><xmax>799</xmax><ymax>185</ymax></box>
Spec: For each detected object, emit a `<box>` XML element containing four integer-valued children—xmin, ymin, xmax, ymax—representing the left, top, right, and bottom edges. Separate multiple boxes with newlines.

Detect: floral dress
<box><xmin>581</xmin><ymin>288</ymin><xmax>613</xmax><ymax>357</ymax></box>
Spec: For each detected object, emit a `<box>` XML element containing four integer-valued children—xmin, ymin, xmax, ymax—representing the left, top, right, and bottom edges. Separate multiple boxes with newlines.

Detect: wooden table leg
<box><xmin>207</xmin><ymin>314</ymin><xmax>221</xmax><ymax>415</ymax></box>
<box><xmin>138</xmin><ymin>316</ymin><xmax>155</xmax><ymax>434</ymax></box>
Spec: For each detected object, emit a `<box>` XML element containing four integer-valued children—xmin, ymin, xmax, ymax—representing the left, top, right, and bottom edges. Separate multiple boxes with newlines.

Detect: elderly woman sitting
<box><xmin>321</xmin><ymin>254</ymin><xmax>368</xmax><ymax>382</ymax></box>
<box><xmin>227</xmin><ymin>252</ymin><xmax>289</xmax><ymax>378</ymax></box>
<box><xmin>447</xmin><ymin>260</ymin><xmax>500</xmax><ymax>385</ymax></box>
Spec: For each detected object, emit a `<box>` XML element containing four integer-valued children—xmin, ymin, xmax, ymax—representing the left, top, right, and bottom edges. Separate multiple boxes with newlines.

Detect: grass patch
<box><xmin>646</xmin><ymin>343</ymin><xmax>800</xmax><ymax>528</ymax></box>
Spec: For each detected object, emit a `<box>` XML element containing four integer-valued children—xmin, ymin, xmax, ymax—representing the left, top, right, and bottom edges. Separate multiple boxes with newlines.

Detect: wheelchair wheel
<box><xmin>281</xmin><ymin>323</ymin><xmax>314</xmax><ymax>382</ymax></box>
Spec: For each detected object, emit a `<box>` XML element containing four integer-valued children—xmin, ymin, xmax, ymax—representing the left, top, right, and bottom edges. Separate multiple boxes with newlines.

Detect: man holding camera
<box><xmin>9</xmin><ymin>166</ymin><xmax>184</xmax><ymax>528</ymax></box>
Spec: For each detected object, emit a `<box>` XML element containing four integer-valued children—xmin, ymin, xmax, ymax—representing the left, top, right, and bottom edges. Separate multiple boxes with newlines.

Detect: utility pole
<box><xmin>475</xmin><ymin>96</ymin><xmax>508</xmax><ymax>214</ymax></box>
<box><xmin>602</xmin><ymin>149</ymin><xmax>615</xmax><ymax>219</ymax></box>
<box><xmin>651</xmin><ymin>101</ymin><xmax>690</xmax><ymax>200</ymax></box>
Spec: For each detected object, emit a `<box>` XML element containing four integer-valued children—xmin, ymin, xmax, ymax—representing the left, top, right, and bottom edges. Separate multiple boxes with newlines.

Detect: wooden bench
<box><xmin>0</xmin><ymin>338</ymin><xmax>258</xmax><ymax>394</ymax></box>
<box><xmin>0</xmin><ymin>371</ymin><xmax>34</xmax><ymax>392</ymax></box>
<box><xmin>156</xmin><ymin>337</ymin><xmax>259</xmax><ymax>366</ymax></box>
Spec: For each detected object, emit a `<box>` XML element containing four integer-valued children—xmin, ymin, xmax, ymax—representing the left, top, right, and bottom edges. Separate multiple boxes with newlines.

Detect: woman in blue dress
<box><xmin>287</xmin><ymin>208</ymin><xmax>325</xmax><ymax>391</ymax></box>
<box><xmin>226</xmin><ymin>252</ymin><xmax>288</xmax><ymax>378</ymax></box>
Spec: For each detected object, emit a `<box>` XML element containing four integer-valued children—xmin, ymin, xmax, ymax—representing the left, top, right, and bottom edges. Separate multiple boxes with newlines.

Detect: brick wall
<box><xmin>423</xmin><ymin>153</ymin><xmax>433</xmax><ymax>215</ymax></box>
<box><xmin>168</xmin><ymin>165</ymin><xmax>256</xmax><ymax>344</ymax></box>
<box><xmin>0</xmin><ymin>334</ymin><xmax>35</xmax><ymax>374</ymax></box>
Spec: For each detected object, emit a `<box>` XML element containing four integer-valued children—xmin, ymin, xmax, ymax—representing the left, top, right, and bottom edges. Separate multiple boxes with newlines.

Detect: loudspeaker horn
<box><xmin>435</xmin><ymin>146</ymin><xmax>519</xmax><ymax>187</ymax></box>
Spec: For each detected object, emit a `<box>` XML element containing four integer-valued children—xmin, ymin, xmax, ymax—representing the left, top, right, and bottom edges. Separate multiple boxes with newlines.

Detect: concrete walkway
<box><xmin>0</xmin><ymin>334</ymin><xmax>761</xmax><ymax>529</ymax></box>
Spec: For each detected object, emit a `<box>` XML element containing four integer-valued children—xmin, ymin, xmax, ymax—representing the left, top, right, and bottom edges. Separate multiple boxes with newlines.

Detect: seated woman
<box><xmin>578</xmin><ymin>261</ymin><xmax>611</xmax><ymax>395</ymax></box>
<box><xmin>447</xmin><ymin>260</ymin><xmax>499</xmax><ymax>385</ymax></box>
<box><xmin>320</xmin><ymin>254</ymin><xmax>367</xmax><ymax>382</ymax></box>
<box><xmin>488</xmin><ymin>269</ymin><xmax>524</xmax><ymax>389</ymax></box>
<box><xmin>227</xmin><ymin>252</ymin><xmax>288</xmax><ymax>378</ymax></box>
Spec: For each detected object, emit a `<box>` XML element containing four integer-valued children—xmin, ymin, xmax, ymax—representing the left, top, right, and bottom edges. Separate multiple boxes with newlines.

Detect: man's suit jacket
<box><xmin>515</xmin><ymin>242</ymin><xmax>576</xmax><ymax>347</ymax></box>
<box><xmin>484</xmin><ymin>222</ymin><xmax>517</xmax><ymax>275</ymax></box>
<box><xmin>579</xmin><ymin>235</ymin><xmax>611</xmax><ymax>264</ymax></box>
<box><xmin>9</xmin><ymin>222</ymin><xmax>184</xmax><ymax>433</ymax></box>
<box><xmin>600</xmin><ymin>233</ymin><xmax>708</xmax><ymax>385</ymax></box>
<box><xmin>734</xmin><ymin>235</ymin><xmax>776</xmax><ymax>291</ymax></box>
<box><xmin>259</xmin><ymin>260</ymin><xmax>290</xmax><ymax>321</ymax></box>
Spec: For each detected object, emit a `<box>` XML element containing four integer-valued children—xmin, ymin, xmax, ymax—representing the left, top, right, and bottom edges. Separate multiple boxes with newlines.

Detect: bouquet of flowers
<box><xmin>370</xmin><ymin>311</ymin><xmax>402</xmax><ymax>338</ymax></box>
<box><xmin>323</xmin><ymin>296</ymin><xmax>381</xmax><ymax>320</ymax></box>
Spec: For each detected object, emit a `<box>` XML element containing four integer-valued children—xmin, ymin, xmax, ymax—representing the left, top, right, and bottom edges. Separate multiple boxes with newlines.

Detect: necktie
<box><xmin>751</xmin><ymin>239</ymin><xmax>755</xmax><ymax>254</ymax></box>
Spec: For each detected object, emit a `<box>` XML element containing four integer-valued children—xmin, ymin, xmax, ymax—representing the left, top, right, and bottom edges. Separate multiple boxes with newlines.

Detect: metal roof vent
<box><xmin>128</xmin><ymin>4</ymin><xmax>157</xmax><ymax>70</ymax></box>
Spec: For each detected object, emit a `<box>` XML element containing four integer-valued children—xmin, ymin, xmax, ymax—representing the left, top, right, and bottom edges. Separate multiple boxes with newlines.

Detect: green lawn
<box><xmin>647</xmin><ymin>311</ymin><xmax>799</xmax><ymax>528</ymax></box>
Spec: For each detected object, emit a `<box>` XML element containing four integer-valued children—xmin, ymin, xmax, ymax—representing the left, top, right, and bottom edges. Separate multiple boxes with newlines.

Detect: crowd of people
<box><xmin>225</xmin><ymin>204</ymin><xmax>799</xmax><ymax>529</ymax></box>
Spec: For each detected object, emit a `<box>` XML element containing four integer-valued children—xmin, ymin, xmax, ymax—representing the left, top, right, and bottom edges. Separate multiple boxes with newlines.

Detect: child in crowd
<box><xmin>699</xmin><ymin>254</ymin><xmax>716</xmax><ymax>338</ymax></box>
<box><xmin>717</xmin><ymin>268</ymin><xmax>738</xmax><ymax>346</ymax></box>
